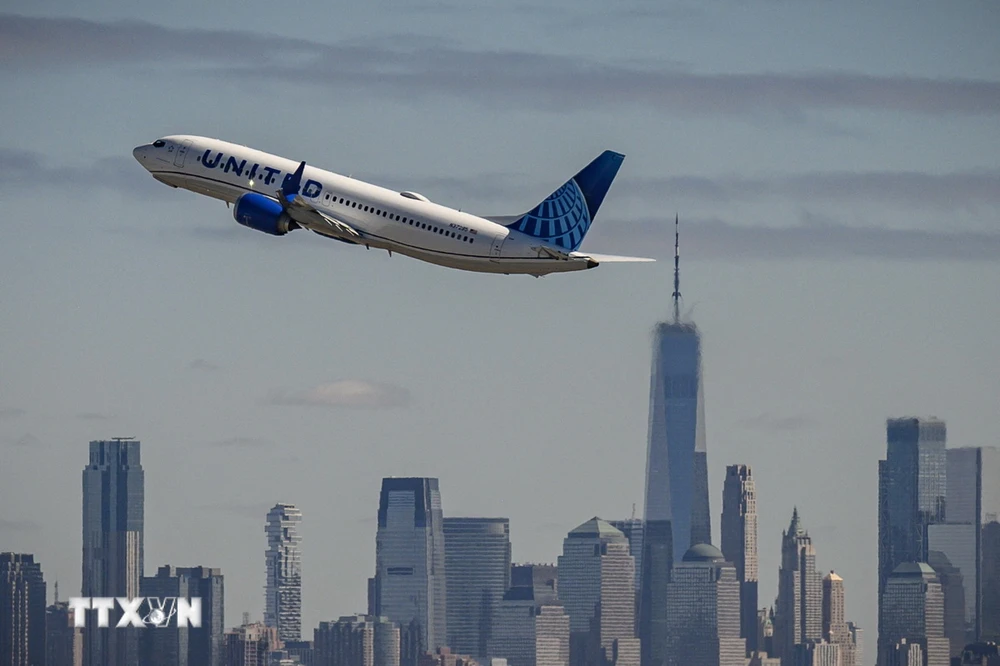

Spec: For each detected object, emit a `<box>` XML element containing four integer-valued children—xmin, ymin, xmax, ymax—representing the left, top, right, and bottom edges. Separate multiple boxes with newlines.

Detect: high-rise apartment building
<box><xmin>608</xmin><ymin>518</ymin><xmax>643</xmax><ymax>625</ymax></box>
<box><xmin>224</xmin><ymin>622</ymin><xmax>280</xmax><ymax>666</ymax></box>
<box><xmin>374</xmin><ymin>478</ymin><xmax>448</xmax><ymax>653</ymax></box>
<box><xmin>81</xmin><ymin>438</ymin><xmax>144</xmax><ymax>666</ymax></box>
<box><xmin>0</xmin><ymin>553</ymin><xmax>46</xmax><ymax>666</ymax></box>
<box><xmin>663</xmin><ymin>544</ymin><xmax>745</xmax><ymax>666</ymax></box>
<box><xmin>314</xmin><ymin>615</ymin><xmax>400</xmax><ymax>666</ymax></box>
<box><xmin>46</xmin><ymin>600</ymin><xmax>83</xmax><ymax>666</ymax></box>
<box><xmin>822</xmin><ymin>571</ymin><xmax>859</xmax><ymax>666</ymax></box>
<box><xmin>265</xmin><ymin>503</ymin><xmax>303</xmax><ymax>642</ymax></box>
<box><xmin>557</xmin><ymin>518</ymin><xmax>639</xmax><ymax>666</ymax></box>
<box><xmin>878</xmin><ymin>418</ymin><xmax>947</xmax><ymax>651</ymax></box>
<box><xmin>140</xmin><ymin>565</ymin><xmax>225</xmax><ymax>666</ymax></box>
<box><xmin>774</xmin><ymin>508</ymin><xmax>823</xmax><ymax>662</ymax></box>
<box><xmin>721</xmin><ymin>464</ymin><xmax>758</xmax><ymax>654</ymax></box>
<box><xmin>444</xmin><ymin>517</ymin><xmax>511</xmax><ymax>658</ymax></box>
<box><xmin>879</xmin><ymin>563</ymin><xmax>950</xmax><ymax>666</ymax></box>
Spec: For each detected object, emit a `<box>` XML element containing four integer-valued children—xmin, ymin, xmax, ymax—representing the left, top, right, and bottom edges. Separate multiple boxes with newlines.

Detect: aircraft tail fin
<box><xmin>502</xmin><ymin>151</ymin><xmax>624</xmax><ymax>251</ymax></box>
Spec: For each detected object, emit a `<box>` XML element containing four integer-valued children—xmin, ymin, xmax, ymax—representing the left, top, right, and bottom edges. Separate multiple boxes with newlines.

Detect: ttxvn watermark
<box><xmin>68</xmin><ymin>597</ymin><xmax>202</xmax><ymax>628</ymax></box>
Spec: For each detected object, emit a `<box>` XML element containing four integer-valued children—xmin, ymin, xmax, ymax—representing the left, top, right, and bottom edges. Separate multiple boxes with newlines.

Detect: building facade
<box><xmin>663</xmin><ymin>544</ymin><xmax>745</xmax><ymax>666</ymax></box>
<box><xmin>488</xmin><ymin>587</ymin><xmax>569</xmax><ymax>666</ymax></box>
<box><xmin>45</xmin><ymin>601</ymin><xmax>83</xmax><ymax>666</ymax></box>
<box><xmin>224</xmin><ymin>622</ymin><xmax>280</xmax><ymax>666</ymax></box>
<box><xmin>265</xmin><ymin>503</ymin><xmax>303</xmax><ymax>642</ymax></box>
<box><xmin>314</xmin><ymin>614</ymin><xmax>400</xmax><ymax>666</ymax></box>
<box><xmin>0</xmin><ymin>553</ymin><xmax>46</xmax><ymax>666</ymax></box>
<box><xmin>879</xmin><ymin>563</ymin><xmax>950</xmax><ymax>666</ymax></box>
<box><xmin>878</xmin><ymin>418</ymin><xmax>947</xmax><ymax>652</ymax></box>
<box><xmin>140</xmin><ymin>565</ymin><xmax>225</xmax><ymax>666</ymax></box>
<box><xmin>721</xmin><ymin>464</ymin><xmax>759</xmax><ymax>654</ymax></box>
<box><xmin>444</xmin><ymin>517</ymin><xmax>511</xmax><ymax>658</ymax></box>
<box><xmin>774</xmin><ymin>509</ymin><xmax>823</xmax><ymax>663</ymax></box>
<box><xmin>374</xmin><ymin>478</ymin><xmax>448</xmax><ymax>653</ymax></box>
<box><xmin>81</xmin><ymin>438</ymin><xmax>144</xmax><ymax>666</ymax></box>
<box><xmin>557</xmin><ymin>518</ymin><xmax>639</xmax><ymax>666</ymax></box>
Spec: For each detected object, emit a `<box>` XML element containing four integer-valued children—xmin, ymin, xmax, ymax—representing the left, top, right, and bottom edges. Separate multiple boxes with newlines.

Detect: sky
<box><xmin>1</xmin><ymin>0</ymin><xmax>999</xmax><ymax>644</ymax></box>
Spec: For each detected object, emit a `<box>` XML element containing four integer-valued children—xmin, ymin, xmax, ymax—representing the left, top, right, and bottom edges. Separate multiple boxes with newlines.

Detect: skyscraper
<box><xmin>488</xmin><ymin>568</ymin><xmax>569</xmax><ymax>666</ymax></box>
<box><xmin>927</xmin><ymin>446</ymin><xmax>1000</xmax><ymax>643</ymax></box>
<box><xmin>314</xmin><ymin>615</ymin><xmax>400</xmax><ymax>666</ymax></box>
<box><xmin>557</xmin><ymin>518</ymin><xmax>640</xmax><ymax>666</ymax></box>
<box><xmin>140</xmin><ymin>565</ymin><xmax>225</xmax><ymax>666</ymax></box>
<box><xmin>46</xmin><ymin>600</ymin><xmax>83</xmax><ymax>666</ymax></box>
<box><xmin>374</xmin><ymin>478</ymin><xmax>448</xmax><ymax>653</ymax></box>
<box><xmin>663</xmin><ymin>544</ymin><xmax>745</xmax><ymax>666</ymax></box>
<box><xmin>81</xmin><ymin>438</ymin><xmax>144</xmax><ymax>666</ymax></box>
<box><xmin>721</xmin><ymin>464</ymin><xmax>758</xmax><ymax>654</ymax></box>
<box><xmin>641</xmin><ymin>217</ymin><xmax>710</xmax><ymax>664</ymax></box>
<box><xmin>0</xmin><ymin>553</ymin><xmax>46</xmax><ymax>666</ymax></box>
<box><xmin>443</xmin><ymin>517</ymin><xmax>511</xmax><ymax>658</ymax></box>
<box><xmin>878</xmin><ymin>417</ymin><xmax>947</xmax><ymax>649</ymax></box>
<box><xmin>879</xmin><ymin>563</ymin><xmax>950</xmax><ymax>666</ymax></box>
<box><xmin>823</xmin><ymin>571</ymin><xmax>859</xmax><ymax>666</ymax></box>
<box><xmin>774</xmin><ymin>508</ymin><xmax>822</xmax><ymax>662</ymax></box>
<box><xmin>265</xmin><ymin>503</ymin><xmax>303</xmax><ymax>642</ymax></box>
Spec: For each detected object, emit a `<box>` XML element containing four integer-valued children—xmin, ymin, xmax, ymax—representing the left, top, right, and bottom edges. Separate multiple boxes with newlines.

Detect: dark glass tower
<box><xmin>374</xmin><ymin>477</ymin><xmax>447</xmax><ymax>655</ymax></box>
<box><xmin>0</xmin><ymin>553</ymin><xmax>46</xmax><ymax>666</ymax></box>
<box><xmin>443</xmin><ymin>517</ymin><xmax>511</xmax><ymax>658</ymax></box>
<box><xmin>140</xmin><ymin>565</ymin><xmax>225</xmax><ymax>666</ymax></box>
<box><xmin>82</xmin><ymin>438</ymin><xmax>144</xmax><ymax>666</ymax></box>
<box><xmin>877</xmin><ymin>417</ymin><xmax>946</xmax><ymax>659</ymax></box>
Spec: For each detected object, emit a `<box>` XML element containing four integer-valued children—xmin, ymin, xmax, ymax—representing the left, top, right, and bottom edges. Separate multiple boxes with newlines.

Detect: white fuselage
<box><xmin>133</xmin><ymin>135</ymin><xmax>596</xmax><ymax>275</ymax></box>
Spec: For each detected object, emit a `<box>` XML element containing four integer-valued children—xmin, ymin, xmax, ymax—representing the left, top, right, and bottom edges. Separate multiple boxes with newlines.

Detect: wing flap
<box><xmin>576</xmin><ymin>252</ymin><xmax>655</xmax><ymax>263</ymax></box>
<box><xmin>284</xmin><ymin>195</ymin><xmax>364</xmax><ymax>243</ymax></box>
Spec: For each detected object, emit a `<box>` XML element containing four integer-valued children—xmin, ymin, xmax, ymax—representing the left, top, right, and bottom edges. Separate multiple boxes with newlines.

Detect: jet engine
<box><xmin>232</xmin><ymin>192</ymin><xmax>299</xmax><ymax>236</ymax></box>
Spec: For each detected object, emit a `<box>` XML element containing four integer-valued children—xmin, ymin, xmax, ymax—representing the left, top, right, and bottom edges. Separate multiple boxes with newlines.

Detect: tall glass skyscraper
<box><xmin>443</xmin><ymin>517</ymin><xmax>511</xmax><ymax>658</ymax></box>
<box><xmin>82</xmin><ymin>438</ymin><xmax>144</xmax><ymax>666</ymax></box>
<box><xmin>0</xmin><ymin>553</ymin><xmax>46</xmax><ymax>666</ymax></box>
<box><xmin>374</xmin><ymin>477</ymin><xmax>448</xmax><ymax>653</ymax></box>
<box><xmin>878</xmin><ymin>417</ymin><xmax>947</xmax><ymax>654</ymax></box>
<box><xmin>265</xmin><ymin>503</ymin><xmax>302</xmax><ymax>641</ymax></box>
<box><xmin>721</xmin><ymin>464</ymin><xmax>758</xmax><ymax>654</ymax></box>
<box><xmin>927</xmin><ymin>445</ymin><xmax>1000</xmax><ymax>643</ymax></box>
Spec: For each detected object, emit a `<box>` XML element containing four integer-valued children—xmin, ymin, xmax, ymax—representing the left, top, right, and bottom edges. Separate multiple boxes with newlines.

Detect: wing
<box><xmin>284</xmin><ymin>194</ymin><xmax>364</xmax><ymax>244</ymax></box>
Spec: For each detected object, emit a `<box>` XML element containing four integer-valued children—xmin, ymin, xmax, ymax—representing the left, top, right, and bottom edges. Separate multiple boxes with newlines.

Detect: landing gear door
<box><xmin>173</xmin><ymin>140</ymin><xmax>193</xmax><ymax>168</ymax></box>
<box><xmin>489</xmin><ymin>233</ymin><xmax>506</xmax><ymax>263</ymax></box>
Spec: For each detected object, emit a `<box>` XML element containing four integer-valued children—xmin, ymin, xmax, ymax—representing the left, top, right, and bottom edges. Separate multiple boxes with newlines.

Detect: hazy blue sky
<box><xmin>1</xmin><ymin>0</ymin><xmax>998</xmax><ymax>640</ymax></box>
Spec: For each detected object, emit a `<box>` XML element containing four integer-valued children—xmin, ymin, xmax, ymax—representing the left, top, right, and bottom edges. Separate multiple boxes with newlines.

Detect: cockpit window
<box><xmin>152</xmin><ymin>140</ymin><xmax>166</xmax><ymax>147</ymax></box>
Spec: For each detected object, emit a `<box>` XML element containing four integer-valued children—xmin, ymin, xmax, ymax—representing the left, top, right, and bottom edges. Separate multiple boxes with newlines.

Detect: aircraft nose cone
<box><xmin>132</xmin><ymin>144</ymin><xmax>148</xmax><ymax>162</ymax></box>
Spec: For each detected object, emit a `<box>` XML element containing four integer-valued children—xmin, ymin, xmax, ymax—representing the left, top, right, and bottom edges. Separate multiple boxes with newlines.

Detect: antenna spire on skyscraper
<box><xmin>671</xmin><ymin>213</ymin><xmax>681</xmax><ymax>322</ymax></box>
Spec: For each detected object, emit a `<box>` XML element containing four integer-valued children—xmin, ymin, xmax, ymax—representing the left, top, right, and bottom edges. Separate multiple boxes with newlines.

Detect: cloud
<box><xmin>0</xmin><ymin>148</ymin><xmax>167</xmax><ymax>200</ymax></box>
<box><xmin>585</xmin><ymin>216</ymin><xmax>1000</xmax><ymax>261</ymax></box>
<box><xmin>0</xmin><ymin>408</ymin><xmax>25</xmax><ymax>420</ymax></box>
<box><xmin>2</xmin><ymin>14</ymin><xmax>998</xmax><ymax>117</ymax></box>
<box><xmin>205</xmin><ymin>436</ymin><xmax>273</xmax><ymax>449</ymax></box>
<box><xmin>76</xmin><ymin>412</ymin><xmax>115</xmax><ymax>421</ymax></box>
<box><xmin>267</xmin><ymin>380</ymin><xmax>412</xmax><ymax>409</ymax></box>
<box><xmin>739</xmin><ymin>413</ymin><xmax>818</xmax><ymax>432</ymax></box>
<box><xmin>189</xmin><ymin>358</ymin><xmax>222</xmax><ymax>372</ymax></box>
<box><xmin>0</xmin><ymin>519</ymin><xmax>40</xmax><ymax>534</ymax></box>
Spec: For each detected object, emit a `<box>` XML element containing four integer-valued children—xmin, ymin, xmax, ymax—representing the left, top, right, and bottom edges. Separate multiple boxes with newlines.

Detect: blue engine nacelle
<box><xmin>232</xmin><ymin>193</ymin><xmax>298</xmax><ymax>236</ymax></box>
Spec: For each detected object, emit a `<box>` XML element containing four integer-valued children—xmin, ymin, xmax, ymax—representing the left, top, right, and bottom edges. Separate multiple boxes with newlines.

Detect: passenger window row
<box><xmin>322</xmin><ymin>192</ymin><xmax>476</xmax><ymax>244</ymax></box>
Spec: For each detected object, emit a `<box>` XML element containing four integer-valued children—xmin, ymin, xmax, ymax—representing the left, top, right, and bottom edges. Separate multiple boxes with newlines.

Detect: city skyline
<box><xmin>2</xmin><ymin>0</ymin><xmax>999</xmax><ymax>645</ymax></box>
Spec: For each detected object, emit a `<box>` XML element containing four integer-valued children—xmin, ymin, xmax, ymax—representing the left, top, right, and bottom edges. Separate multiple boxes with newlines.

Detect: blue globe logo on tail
<box><xmin>503</xmin><ymin>150</ymin><xmax>625</xmax><ymax>251</ymax></box>
<box><xmin>507</xmin><ymin>180</ymin><xmax>591</xmax><ymax>250</ymax></box>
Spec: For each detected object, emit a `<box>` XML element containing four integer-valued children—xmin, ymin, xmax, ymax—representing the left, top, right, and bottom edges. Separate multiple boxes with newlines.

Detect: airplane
<box><xmin>132</xmin><ymin>135</ymin><xmax>654</xmax><ymax>276</ymax></box>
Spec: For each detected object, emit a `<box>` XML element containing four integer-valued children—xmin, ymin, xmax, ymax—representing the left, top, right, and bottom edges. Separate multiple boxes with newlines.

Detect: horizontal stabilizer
<box><xmin>576</xmin><ymin>252</ymin><xmax>655</xmax><ymax>263</ymax></box>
